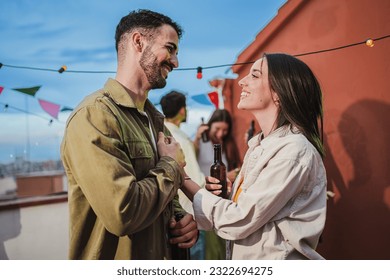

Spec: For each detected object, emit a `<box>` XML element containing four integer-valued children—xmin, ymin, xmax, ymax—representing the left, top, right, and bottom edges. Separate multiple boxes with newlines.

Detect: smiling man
<box><xmin>61</xmin><ymin>9</ymin><xmax>198</xmax><ymax>260</ymax></box>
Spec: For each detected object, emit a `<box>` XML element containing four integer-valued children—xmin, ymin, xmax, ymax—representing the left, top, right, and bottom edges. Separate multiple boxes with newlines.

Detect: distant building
<box><xmin>15</xmin><ymin>171</ymin><xmax>67</xmax><ymax>198</ymax></box>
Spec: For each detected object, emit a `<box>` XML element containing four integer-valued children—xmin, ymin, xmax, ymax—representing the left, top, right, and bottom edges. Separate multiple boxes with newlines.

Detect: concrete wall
<box><xmin>0</xmin><ymin>198</ymin><xmax>68</xmax><ymax>260</ymax></box>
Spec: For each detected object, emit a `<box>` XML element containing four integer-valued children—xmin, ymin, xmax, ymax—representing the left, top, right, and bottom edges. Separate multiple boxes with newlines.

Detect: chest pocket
<box><xmin>127</xmin><ymin>140</ymin><xmax>153</xmax><ymax>159</ymax></box>
<box><xmin>125</xmin><ymin>140</ymin><xmax>154</xmax><ymax>178</ymax></box>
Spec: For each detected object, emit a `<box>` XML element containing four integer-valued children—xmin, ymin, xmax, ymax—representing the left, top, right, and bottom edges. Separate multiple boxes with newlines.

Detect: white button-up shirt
<box><xmin>193</xmin><ymin>125</ymin><xmax>327</xmax><ymax>259</ymax></box>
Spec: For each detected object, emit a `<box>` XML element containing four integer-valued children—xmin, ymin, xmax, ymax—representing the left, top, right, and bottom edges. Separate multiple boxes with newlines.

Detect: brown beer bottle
<box><xmin>171</xmin><ymin>213</ymin><xmax>190</xmax><ymax>260</ymax></box>
<box><xmin>210</xmin><ymin>144</ymin><xmax>227</xmax><ymax>198</ymax></box>
<box><xmin>200</xmin><ymin>117</ymin><xmax>209</xmax><ymax>142</ymax></box>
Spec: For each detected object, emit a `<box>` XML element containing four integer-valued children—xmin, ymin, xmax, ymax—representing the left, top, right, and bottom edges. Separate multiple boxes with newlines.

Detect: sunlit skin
<box><xmin>115</xmin><ymin>24</ymin><xmax>179</xmax><ymax>111</ymax></box>
<box><xmin>139</xmin><ymin>27</ymin><xmax>179</xmax><ymax>89</ymax></box>
<box><xmin>237</xmin><ymin>57</ymin><xmax>279</xmax><ymax>137</ymax></box>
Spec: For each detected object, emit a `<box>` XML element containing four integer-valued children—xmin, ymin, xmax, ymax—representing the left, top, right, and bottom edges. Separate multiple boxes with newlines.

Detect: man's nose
<box><xmin>170</xmin><ymin>54</ymin><xmax>179</xmax><ymax>68</ymax></box>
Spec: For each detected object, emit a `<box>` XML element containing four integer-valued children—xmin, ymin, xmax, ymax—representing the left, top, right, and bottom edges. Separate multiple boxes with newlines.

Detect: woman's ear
<box><xmin>272</xmin><ymin>92</ymin><xmax>280</xmax><ymax>106</ymax></box>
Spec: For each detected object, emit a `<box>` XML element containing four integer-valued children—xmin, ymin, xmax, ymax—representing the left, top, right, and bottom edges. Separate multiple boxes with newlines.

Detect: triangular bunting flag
<box><xmin>60</xmin><ymin>106</ymin><xmax>74</xmax><ymax>112</ymax></box>
<box><xmin>207</xmin><ymin>91</ymin><xmax>219</xmax><ymax>109</ymax></box>
<box><xmin>191</xmin><ymin>93</ymin><xmax>213</xmax><ymax>106</ymax></box>
<box><xmin>0</xmin><ymin>86</ymin><xmax>3</xmax><ymax>95</ymax></box>
<box><xmin>12</xmin><ymin>86</ymin><xmax>41</xmax><ymax>97</ymax></box>
<box><xmin>191</xmin><ymin>91</ymin><xmax>219</xmax><ymax>108</ymax></box>
<box><xmin>38</xmin><ymin>99</ymin><xmax>61</xmax><ymax>119</ymax></box>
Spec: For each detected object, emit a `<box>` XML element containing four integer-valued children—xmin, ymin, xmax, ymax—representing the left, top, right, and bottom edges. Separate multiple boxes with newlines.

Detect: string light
<box><xmin>58</xmin><ymin>65</ymin><xmax>67</xmax><ymax>73</ymax></box>
<box><xmin>197</xmin><ymin>67</ymin><xmax>203</xmax><ymax>79</ymax></box>
<box><xmin>0</xmin><ymin>34</ymin><xmax>388</xmax><ymax>77</ymax></box>
<box><xmin>365</xmin><ymin>38</ymin><xmax>374</xmax><ymax>47</ymax></box>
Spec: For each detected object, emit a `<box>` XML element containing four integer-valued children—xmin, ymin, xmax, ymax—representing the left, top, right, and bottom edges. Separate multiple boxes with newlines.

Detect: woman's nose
<box><xmin>238</xmin><ymin>77</ymin><xmax>245</xmax><ymax>87</ymax></box>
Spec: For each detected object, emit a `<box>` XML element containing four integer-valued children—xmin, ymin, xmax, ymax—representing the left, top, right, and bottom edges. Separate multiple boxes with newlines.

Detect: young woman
<box><xmin>181</xmin><ymin>53</ymin><xmax>327</xmax><ymax>259</ymax></box>
<box><xmin>194</xmin><ymin>109</ymin><xmax>241</xmax><ymax>183</ymax></box>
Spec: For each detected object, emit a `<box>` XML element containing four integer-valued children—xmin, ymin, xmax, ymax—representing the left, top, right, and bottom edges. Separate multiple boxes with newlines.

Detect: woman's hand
<box><xmin>205</xmin><ymin>176</ymin><xmax>232</xmax><ymax>197</ymax></box>
<box><xmin>195</xmin><ymin>125</ymin><xmax>209</xmax><ymax>142</ymax></box>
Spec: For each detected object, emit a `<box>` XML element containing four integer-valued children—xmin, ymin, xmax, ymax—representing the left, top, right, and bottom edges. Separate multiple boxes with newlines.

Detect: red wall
<box><xmin>225</xmin><ymin>0</ymin><xmax>390</xmax><ymax>259</ymax></box>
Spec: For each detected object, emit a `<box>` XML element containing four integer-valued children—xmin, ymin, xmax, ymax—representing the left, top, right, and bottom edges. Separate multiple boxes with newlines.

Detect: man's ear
<box><xmin>131</xmin><ymin>32</ymin><xmax>143</xmax><ymax>52</ymax></box>
<box><xmin>177</xmin><ymin>107</ymin><xmax>187</xmax><ymax>121</ymax></box>
<box><xmin>178</xmin><ymin>107</ymin><xmax>186</xmax><ymax>116</ymax></box>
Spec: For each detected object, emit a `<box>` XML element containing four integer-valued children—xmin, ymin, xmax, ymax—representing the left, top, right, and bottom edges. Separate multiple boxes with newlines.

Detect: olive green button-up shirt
<box><xmin>61</xmin><ymin>78</ymin><xmax>185</xmax><ymax>259</ymax></box>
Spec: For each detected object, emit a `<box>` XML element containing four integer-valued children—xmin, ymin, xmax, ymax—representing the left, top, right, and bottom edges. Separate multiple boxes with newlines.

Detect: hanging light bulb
<box><xmin>58</xmin><ymin>65</ymin><xmax>67</xmax><ymax>73</ymax></box>
<box><xmin>4</xmin><ymin>104</ymin><xmax>9</xmax><ymax>112</ymax></box>
<box><xmin>365</xmin><ymin>38</ymin><xmax>374</xmax><ymax>47</ymax></box>
<box><xmin>197</xmin><ymin>67</ymin><xmax>203</xmax><ymax>79</ymax></box>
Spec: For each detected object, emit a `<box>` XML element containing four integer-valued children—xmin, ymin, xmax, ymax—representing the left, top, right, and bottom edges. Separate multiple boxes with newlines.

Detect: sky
<box><xmin>0</xmin><ymin>0</ymin><xmax>286</xmax><ymax>164</ymax></box>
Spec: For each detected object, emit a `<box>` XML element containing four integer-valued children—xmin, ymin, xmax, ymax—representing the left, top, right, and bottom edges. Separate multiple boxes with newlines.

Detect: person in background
<box><xmin>61</xmin><ymin>9</ymin><xmax>198</xmax><ymax>260</ymax></box>
<box><xmin>160</xmin><ymin>90</ymin><xmax>206</xmax><ymax>260</ymax></box>
<box><xmin>193</xmin><ymin>108</ymin><xmax>242</xmax><ymax>259</ymax></box>
<box><xmin>181</xmin><ymin>53</ymin><xmax>327</xmax><ymax>259</ymax></box>
<box><xmin>195</xmin><ymin>109</ymin><xmax>241</xmax><ymax>183</ymax></box>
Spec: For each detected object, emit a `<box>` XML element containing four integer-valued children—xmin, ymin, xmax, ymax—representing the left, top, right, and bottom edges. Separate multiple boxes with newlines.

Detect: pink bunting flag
<box><xmin>0</xmin><ymin>86</ymin><xmax>3</xmax><ymax>95</ymax></box>
<box><xmin>38</xmin><ymin>99</ymin><xmax>61</xmax><ymax>119</ymax></box>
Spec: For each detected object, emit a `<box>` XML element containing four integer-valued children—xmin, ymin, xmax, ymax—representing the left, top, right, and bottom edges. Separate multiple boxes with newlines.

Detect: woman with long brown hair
<box><xmin>182</xmin><ymin>53</ymin><xmax>327</xmax><ymax>259</ymax></box>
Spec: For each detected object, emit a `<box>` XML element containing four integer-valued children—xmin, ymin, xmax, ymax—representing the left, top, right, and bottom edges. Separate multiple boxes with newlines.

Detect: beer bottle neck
<box><xmin>213</xmin><ymin>144</ymin><xmax>222</xmax><ymax>163</ymax></box>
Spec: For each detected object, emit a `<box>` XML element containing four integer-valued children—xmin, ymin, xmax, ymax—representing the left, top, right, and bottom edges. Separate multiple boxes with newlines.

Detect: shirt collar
<box><xmin>103</xmin><ymin>78</ymin><xmax>137</xmax><ymax>108</ymax></box>
<box><xmin>103</xmin><ymin>78</ymin><xmax>165</xmax><ymax>123</ymax></box>
<box><xmin>248</xmin><ymin>125</ymin><xmax>301</xmax><ymax>149</ymax></box>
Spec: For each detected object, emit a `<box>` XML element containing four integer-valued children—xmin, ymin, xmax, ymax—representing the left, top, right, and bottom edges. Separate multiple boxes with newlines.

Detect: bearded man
<box><xmin>61</xmin><ymin>9</ymin><xmax>198</xmax><ymax>260</ymax></box>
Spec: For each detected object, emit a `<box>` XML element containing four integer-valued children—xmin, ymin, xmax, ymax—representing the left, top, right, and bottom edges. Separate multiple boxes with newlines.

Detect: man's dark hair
<box><xmin>115</xmin><ymin>9</ymin><xmax>183</xmax><ymax>51</ymax></box>
<box><xmin>160</xmin><ymin>91</ymin><xmax>186</xmax><ymax>118</ymax></box>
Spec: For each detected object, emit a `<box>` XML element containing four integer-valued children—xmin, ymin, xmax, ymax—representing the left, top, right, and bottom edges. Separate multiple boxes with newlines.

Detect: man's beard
<box><xmin>140</xmin><ymin>46</ymin><xmax>167</xmax><ymax>89</ymax></box>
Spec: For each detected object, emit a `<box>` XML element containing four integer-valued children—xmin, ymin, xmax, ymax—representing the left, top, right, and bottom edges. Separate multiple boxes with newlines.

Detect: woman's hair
<box><xmin>207</xmin><ymin>109</ymin><xmax>241</xmax><ymax>169</ymax></box>
<box><xmin>264</xmin><ymin>53</ymin><xmax>325</xmax><ymax>157</ymax></box>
